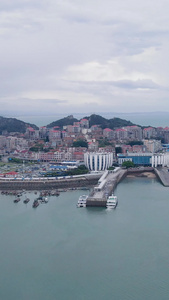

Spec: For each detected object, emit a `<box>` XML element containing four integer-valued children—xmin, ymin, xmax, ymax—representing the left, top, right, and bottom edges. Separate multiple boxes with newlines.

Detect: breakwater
<box><xmin>154</xmin><ymin>167</ymin><xmax>169</xmax><ymax>186</ymax></box>
<box><xmin>0</xmin><ymin>167</ymin><xmax>166</xmax><ymax>194</ymax></box>
<box><xmin>0</xmin><ymin>175</ymin><xmax>100</xmax><ymax>190</ymax></box>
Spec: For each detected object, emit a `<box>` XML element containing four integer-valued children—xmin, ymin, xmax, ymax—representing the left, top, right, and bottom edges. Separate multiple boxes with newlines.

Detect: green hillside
<box><xmin>0</xmin><ymin>116</ymin><xmax>38</xmax><ymax>134</ymax></box>
<box><xmin>46</xmin><ymin>114</ymin><xmax>136</xmax><ymax>130</ymax></box>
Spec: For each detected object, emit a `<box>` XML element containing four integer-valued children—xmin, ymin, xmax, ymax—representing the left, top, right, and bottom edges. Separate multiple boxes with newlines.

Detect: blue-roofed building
<box><xmin>118</xmin><ymin>153</ymin><xmax>152</xmax><ymax>166</ymax></box>
<box><xmin>162</xmin><ymin>144</ymin><xmax>169</xmax><ymax>151</ymax></box>
<box><xmin>49</xmin><ymin>165</ymin><xmax>68</xmax><ymax>171</ymax></box>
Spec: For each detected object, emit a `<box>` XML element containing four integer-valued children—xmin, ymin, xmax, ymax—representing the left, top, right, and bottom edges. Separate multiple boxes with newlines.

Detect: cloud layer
<box><xmin>0</xmin><ymin>0</ymin><xmax>169</xmax><ymax>116</ymax></box>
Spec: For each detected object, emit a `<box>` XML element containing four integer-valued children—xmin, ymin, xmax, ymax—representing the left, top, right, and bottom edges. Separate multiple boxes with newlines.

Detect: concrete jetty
<box><xmin>154</xmin><ymin>167</ymin><xmax>169</xmax><ymax>187</ymax></box>
<box><xmin>86</xmin><ymin>168</ymin><xmax>127</xmax><ymax>207</ymax></box>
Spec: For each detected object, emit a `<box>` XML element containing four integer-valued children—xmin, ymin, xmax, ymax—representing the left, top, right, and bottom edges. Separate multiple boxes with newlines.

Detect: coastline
<box><xmin>0</xmin><ymin>168</ymin><xmax>161</xmax><ymax>191</ymax></box>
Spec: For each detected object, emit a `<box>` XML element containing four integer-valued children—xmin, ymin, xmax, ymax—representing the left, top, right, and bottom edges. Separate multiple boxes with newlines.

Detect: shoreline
<box><xmin>0</xmin><ymin>168</ymin><xmax>159</xmax><ymax>191</ymax></box>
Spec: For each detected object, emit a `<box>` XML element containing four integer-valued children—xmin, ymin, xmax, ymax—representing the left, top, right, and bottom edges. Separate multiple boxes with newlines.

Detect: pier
<box><xmin>86</xmin><ymin>167</ymin><xmax>156</xmax><ymax>207</ymax></box>
<box><xmin>154</xmin><ymin>167</ymin><xmax>169</xmax><ymax>187</ymax></box>
<box><xmin>86</xmin><ymin>168</ymin><xmax>127</xmax><ymax>207</ymax></box>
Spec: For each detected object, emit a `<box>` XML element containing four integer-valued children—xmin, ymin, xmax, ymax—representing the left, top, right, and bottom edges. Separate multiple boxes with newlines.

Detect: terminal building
<box><xmin>118</xmin><ymin>152</ymin><xmax>169</xmax><ymax>167</ymax></box>
<box><xmin>118</xmin><ymin>153</ymin><xmax>152</xmax><ymax>166</ymax></box>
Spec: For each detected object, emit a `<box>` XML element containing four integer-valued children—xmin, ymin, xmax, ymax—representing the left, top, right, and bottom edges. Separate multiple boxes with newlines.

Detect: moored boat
<box><xmin>77</xmin><ymin>195</ymin><xmax>88</xmax><ymax>208</ymax></box>
<box><xmin>40</xmin><ymin>196</ymin><xmax>48</xmax><ymax>203</ymax></box>
<box><xmin>32</xmin><ymin>199</ymin><xmax>39</xmax><ymax>208</ymax></box>
<box><xmin>23</xmin><ymin>198</ymin><xmax>30</xmax><ymax>204</ymax></box>
<box><xmin>13</xmin><ymin>197</ymin><xmax>21</xmax><ymax>203</ymax></box>
<box><xmin>106</xmin><ymin>194</ymin><xmax>118</xmax><ymax>209</ymax></box>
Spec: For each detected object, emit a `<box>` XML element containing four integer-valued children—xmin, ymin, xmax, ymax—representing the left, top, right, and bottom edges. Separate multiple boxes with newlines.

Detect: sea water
<box><xmin>1</xmin><ymin>177</ymin><xmax>169</xmax><ymax>300</ymax></box>
<box><xmin>13</xmin><ymin>111</ymin><xmax>169</xmax><ymax>127</ymax></box>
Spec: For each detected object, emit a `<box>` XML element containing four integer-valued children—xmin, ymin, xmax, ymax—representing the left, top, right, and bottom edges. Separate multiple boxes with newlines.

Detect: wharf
<box><xmin>86</xmin><ymin>169</ymin><xmax>127</xmax><ymax>207</ymax></box>
<box><xmin>154</xmin><ymin>167</ymin><xmax>169</xmax><ymax>187</ymax></box>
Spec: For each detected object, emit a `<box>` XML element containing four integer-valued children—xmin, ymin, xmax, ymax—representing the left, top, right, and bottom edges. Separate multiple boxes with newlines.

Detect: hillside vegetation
<box><xmin>47</xmin><ymin>114</ymin><xmax>136</xmax><ymax>129</ymax></box>
<box><xmin>47</xmin><ymin>115</ymin><xmax>79</xmax><ymax>128</ymax></box>
<box><xmin>0</xmin><ymin>116</ymin><xmax>38</xmax><ymax>134</ymax></box>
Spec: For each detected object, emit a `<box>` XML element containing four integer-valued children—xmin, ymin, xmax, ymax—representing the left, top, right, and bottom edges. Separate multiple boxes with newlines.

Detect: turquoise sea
<box><xmin>1</xmin><ymin>176</ymin><xmax>169</xmax><ymax>300</ymax></box>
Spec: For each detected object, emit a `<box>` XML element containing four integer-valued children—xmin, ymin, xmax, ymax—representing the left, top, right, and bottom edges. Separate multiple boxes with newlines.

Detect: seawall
<box><xmin>0</xmin><ymin>176</ymin><xmax>100</xmax><ymax>191</ymax></box>
<box><xmin>0</xmin><ymin>167</ymin><xmax>163</xmax><ymax>192</ymax></box>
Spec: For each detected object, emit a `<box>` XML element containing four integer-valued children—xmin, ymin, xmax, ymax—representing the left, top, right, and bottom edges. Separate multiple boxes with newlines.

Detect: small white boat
<box><xmin>40</xmin><ymin>196</ymin><xmax>48</xmax><ymax>203</ymax></box>
<box><xmin>77</xmin><ymin>195</ymin><xmax>88</xmax><ymax>208</ymax></box>
<box><xmin>106</xmin><ymin>194</ymin><xmax>118</xmax><ymax>209</ymax></box>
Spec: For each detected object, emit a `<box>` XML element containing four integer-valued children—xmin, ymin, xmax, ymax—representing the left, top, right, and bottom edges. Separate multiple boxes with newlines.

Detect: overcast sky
<box><xmin>1</xmin><ymin>0</ymin><xmax>169</xmax><ymax>117</ymax></box>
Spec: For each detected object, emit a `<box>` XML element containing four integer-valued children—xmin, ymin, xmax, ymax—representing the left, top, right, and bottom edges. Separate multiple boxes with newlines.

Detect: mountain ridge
<box><xmin>46</xmin><ymin>114</ymin><xmax>136</xmax><ymax>130</ymax></box>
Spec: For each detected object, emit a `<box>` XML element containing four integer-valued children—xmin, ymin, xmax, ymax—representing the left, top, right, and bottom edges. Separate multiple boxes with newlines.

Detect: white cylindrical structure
<box><xmin>84</xmin><ymin>152</ymin><xmax>114</xmax><ymax>171</ymax></box>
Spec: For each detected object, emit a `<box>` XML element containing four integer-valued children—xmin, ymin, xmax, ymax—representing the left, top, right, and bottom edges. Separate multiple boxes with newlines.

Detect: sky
<box><xmin>1</xmin><ymin>0</ymin><xmax>169</xmax><ymax>118</ymax></box>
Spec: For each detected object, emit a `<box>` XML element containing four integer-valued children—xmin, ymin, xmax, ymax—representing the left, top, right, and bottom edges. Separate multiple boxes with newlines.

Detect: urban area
<box><xmin>0</xmin><ymin>115</ymin><xmax>169</xmax><ymax>178</ymax></box>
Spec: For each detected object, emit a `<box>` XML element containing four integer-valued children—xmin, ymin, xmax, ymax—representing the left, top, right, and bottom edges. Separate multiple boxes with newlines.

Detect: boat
<box><xmin>13</xmin><ymin>197</ymin><xmax>21</xmax><ymax>203</ymax></box>
<box><xmin>40</xmin><ymin>196</ymin><xmax>48</xmax><ymax>203</ymax></box>
<box><xmin>77</xmin><ymin>195</ymin><xmax>88</xmax><ymax>208</ymax></box>
<box><xmin>23</xmin><ymin>197</ymin><xmax>30</xmax><ymax>204</ymax></box>
<box><xmin>32</xmin><ymin>199</ymin><xmax>39</xmax><ymax>208</ymax></box>
<box><xmin>106</xmin><ymin>194</ymin><xmax>118</xmax><ymax>209</ymax></box>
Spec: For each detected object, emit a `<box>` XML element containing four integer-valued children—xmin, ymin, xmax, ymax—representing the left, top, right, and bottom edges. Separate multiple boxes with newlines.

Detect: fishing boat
<box><xmin>13</xmin><ymin>197</ymin><xmax>21</xmax><ymax>203</ymax></box>
<box><xmin>32</xmin><ymin>199</ymin><xmax>39</xmax><ymax>208</ymax></box>
<box><xmin>23</xmin><ymin>197</ymin><xmax>30</xmax><ymax>204</ymax></box>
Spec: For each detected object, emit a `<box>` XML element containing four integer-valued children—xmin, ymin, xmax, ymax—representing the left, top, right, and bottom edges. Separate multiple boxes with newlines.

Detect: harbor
<box><xmin>1</xmin><ymin>178</ymin><xmax>169</xmax><ymax>300</ymax></box>
<box><xmin>83</xmin><ymin>166</ymin><xmax>168</xmax><ymax>207</ymax></box>
<box><xmin>0</xmin><ymin>166</ymin><xmax>169</xmax><ymax>209</ymax></box>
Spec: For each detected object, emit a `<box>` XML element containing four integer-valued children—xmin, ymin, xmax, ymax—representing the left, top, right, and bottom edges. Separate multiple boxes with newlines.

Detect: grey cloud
<box><xmin>62</xmin><ymin>79</ymin><xmax>160</xmax><ymax>93</ymax></box>
<box><xmin>0</xmin><ymin>0</ymin><xmax>169</xmax><ymax>116</ymax></box>
<box><xmin>111</xmin><ymin>79</ymin><xmax>160</xmax><ymax>90</ymax></box>
<box><xmin>19</xmin><ymin>98</ymin><xmax>68</xmax><ymax>104</ymax></box>
<box><xmin>0</xmin><ymin>0</ymin><xmax>46</xmax><ymax>11</ymax></box>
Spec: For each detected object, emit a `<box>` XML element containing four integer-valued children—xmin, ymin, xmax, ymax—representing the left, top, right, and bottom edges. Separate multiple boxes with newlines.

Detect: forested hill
<box><xmin>86</xmin><ymin>114</ymin><xmax>135</xmax><ymax>129</ymax></box>
<box><xmin>46</xmin><ymin>115</ymin><xmax>79</xmax><ymax>128</ymax></box>
<box><xmin>0</xmin><ymin>116</ymin><xmax>38</xmax><ymax>134</ymax></box>
<box><xmin>47</xmin><ymin>114</ymin><xmax>136</xmax><ymax>129</ymax></box>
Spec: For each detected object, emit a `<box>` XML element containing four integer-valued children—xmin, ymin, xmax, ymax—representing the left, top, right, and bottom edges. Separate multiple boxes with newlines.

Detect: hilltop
<box><xmin>0</xmin><ymin>116</ymin><xmax>38</xmax><ymax>134</ymax></box>
<box><xmin>46</xmin><ymin>115</ymin><xmax>79</xmax><ymax>128</ymax></box>
<box><xmin>46</xmin><ymin>114</ymin><xmax>136</xmax><ymax>129</ymax></box>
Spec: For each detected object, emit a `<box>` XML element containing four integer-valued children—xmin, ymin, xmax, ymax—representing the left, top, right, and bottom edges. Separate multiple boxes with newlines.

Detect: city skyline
<box><xmin>1</xmin><ymin>0</ymin><xmax>169</xmax><ymax>116</ymax></box>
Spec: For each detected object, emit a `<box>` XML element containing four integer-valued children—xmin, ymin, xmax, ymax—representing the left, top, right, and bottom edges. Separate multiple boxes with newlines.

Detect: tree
<box><xmin>66</xmin><ymin>165</ymin><xmax>89</xmax><ymax>175</ymax></box>
<box><xmin>115</xmin><ymin>146</ymin><xmax>122</xmax><ymax>155</ymax></box>
<box><xmin>98</xmin><ymin>138</ymin><xmax>111</xmax><ymax>147</ymax></box>
<box><xmin>72</xmin><ymin>140</ymin><xmax>88</xmax><ymax>148</ymax></box>
<box><xmin>127</xmin><ymin>141</ymin><xmax>143</xmax><ymax>146</ymax></box>
<box><xmin>122</xmin><ymin>160</ymin><xmax>135</xmax><ymax>168</ymax></box>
